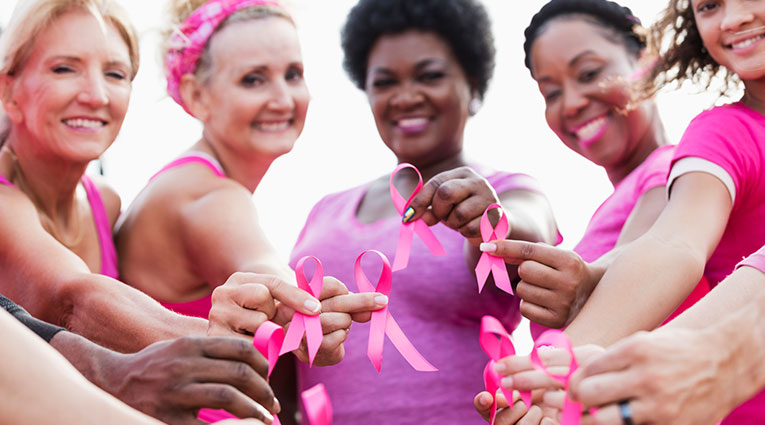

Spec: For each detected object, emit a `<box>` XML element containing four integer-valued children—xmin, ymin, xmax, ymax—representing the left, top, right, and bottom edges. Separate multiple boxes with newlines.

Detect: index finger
<box><xmin>403</xmin><ymin>168</ymin><xmax>470</xmax><ymax>223</ymax></box>
<box><xmin>481</xmin><ymin>240</ymin><xmax>567</xmax><ymax>266</ymax></box>
<box><xmin>321</xmin><ymin>292</ymin><xmax>388</xmax><ymax>314</ymax></box>
<box><xmin>249</xmin><ymin>274</ymin><xmax>322</xmax><ymax>316</ymax></box>
<box><xmin>200</xmin><ymin>337</ymin><xmax>269</xmax><ymax>378</ymax></box>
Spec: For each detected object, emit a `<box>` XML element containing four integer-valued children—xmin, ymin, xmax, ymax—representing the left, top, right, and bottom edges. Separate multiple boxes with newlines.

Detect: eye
<box><xmin>241</xmin><ymin>72</ymin><xmax>265</xmax><ymax>87</ymax></box>
<box><xmin>696</xmin><ymin>0</ymin><xmax>719</xmax><ymax>13</ymax></box>
<box><xmin>371</xmin><ymin>77</ymin><xmax>396</xmax><ymax>88</ymax></box>
<box><xmin>52</xmin><ymin>65</ymin><xmax>74</xmax><ymax>74</ymax></box>
<box><xmin>418</xmin><ymin>71</ymin><xmax>445</xmax><ymax>83</ymax></box>
<box><xmin>544</xmin><ymin>89</ymin><xmax>562</xmax><ymax>102</ymax></box>
<box><xmin>579</xmin><ymin>68</ymin><xmax>602</xmax><ymax>83</ymax></box>
<box><xmin>286</xmin><ymin>66</ymin><xmax>304</xmax><ymax>82</ymax></box>
<box><xmin>106</xmin><ymin>70</ymin><xmax>127</xmax><ymax>80</ymax></box>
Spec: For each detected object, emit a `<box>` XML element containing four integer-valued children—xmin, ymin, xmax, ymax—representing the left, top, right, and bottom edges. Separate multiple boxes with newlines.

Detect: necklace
<box><xmin>1</xmin><ymin>145</ymin><xmax>86</xmax><ymax>249</ymax></box>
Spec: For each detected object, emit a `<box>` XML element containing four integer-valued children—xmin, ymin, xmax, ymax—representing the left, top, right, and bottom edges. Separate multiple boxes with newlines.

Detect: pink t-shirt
<box><xmin>738</xmin><ymin>246</ymin><xmax>765</xmax><ymax>273</ymax></box>
<box><xmin>671</xmin><ymin>102</ymin><xmax>765</xmax><ymax>425</ymax></box>
<box><xmin>290</xmin><ymin>168</ymin><xmax>555</xmax><ymax>425</ymax></box>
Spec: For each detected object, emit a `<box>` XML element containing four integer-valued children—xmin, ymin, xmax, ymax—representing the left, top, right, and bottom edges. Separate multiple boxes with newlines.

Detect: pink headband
<box><xmin>165</xmin><ymin>0</ymin><xmax>283</xmax><ymax>114</ymax></box>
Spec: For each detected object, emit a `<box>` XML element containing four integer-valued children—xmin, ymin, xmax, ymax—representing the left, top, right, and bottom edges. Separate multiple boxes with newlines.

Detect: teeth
<box><xmin>396</xmin><ymin>117</ymin><xmax>429</xmax><ymax>131</ymax></box>
<box><xmin>576</xmin><ymin>117</ymin><xmax>607</xmax><ymax>141</ymax></box>
<box><xmin>255</xmin><ymin>121</ymin><xmax>290</xmax><ymax>131</ymax></box>
<box><xmin>63</xmin><ymin>118</ymin><xmax>105</xmax><ymax>129</ymax></box>
<box><xmin>731</xmin><ymin>34</ymin><xmax>764</xmax><ymax>50</ymax></box>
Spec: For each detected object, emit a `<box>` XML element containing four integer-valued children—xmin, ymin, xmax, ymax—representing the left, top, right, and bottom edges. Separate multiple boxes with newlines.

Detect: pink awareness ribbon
<box><xmin>354</xmin><ymin>250</ymin><xmax>438</xmax><ymax>372</ymax></box>
<box><xmin>389</xmin><ymin>163</ymin><xmax>446</xmax><ymax>271</ymax></box>
<box><xmin>253</xmin><ymin>320</ymin><xmax>285</xmax><ymax>379</ymax></box>
<box><xmin>480</xmin><ymin>316</ymin><xmax>531</xmax><ymax>425</ymax></box>
<box><xmin>530</xmin><ymin>330</ymin><xmax>589</xmax><ymax>425</ymax></box>
<box><xmin>279</xmin><ymin>256</ymin><xmax>324</xmax><ymax>366</ymax></box>
<box><xmin>475</xmin><ymin>203</ymin><xmax>513</xmax><ymax>294</ymax></box>
<box><xmin>301</xmin><ymin>383</ymin><xmax>332</xmax><ymax>425</ymax></box>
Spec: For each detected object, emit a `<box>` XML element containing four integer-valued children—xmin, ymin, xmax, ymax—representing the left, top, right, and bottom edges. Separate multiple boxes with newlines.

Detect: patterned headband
<box><xmin>165</xmin><ymin>0</ymin><xmax>284</xmax><ymax>114</ymax></box>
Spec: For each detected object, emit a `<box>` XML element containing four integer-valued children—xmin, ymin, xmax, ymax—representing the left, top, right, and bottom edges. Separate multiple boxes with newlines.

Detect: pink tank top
<box><xmin>0</xmin><ymin>173</ymin><xmax>119</xmax><ymax>279</ymax></box>
<box><xmin>149</xmin><ymin>153</ymin><xmax>226</xmax><ymax>320</ymax></box>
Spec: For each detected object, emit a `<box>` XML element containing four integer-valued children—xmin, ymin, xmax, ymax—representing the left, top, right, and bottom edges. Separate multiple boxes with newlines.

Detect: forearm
<box><xmin>0</xmin><ymin>311</ymin><xmax>162</xmax><ymax>425</ymax></box>
<box><xmin>59</xmin><ymin>273</ymin><xmax>207</xmax><ymax>352</ymax></box>
<box><xmin>566</xmin><ymin>234</ymin><xmax>705</xmax><ymax>346</ymax></box>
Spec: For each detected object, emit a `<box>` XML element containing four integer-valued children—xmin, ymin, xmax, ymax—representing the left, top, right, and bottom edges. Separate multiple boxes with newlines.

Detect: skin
<box><xmin>358</xmin><ymin>30</ymin><xmax>559</xmax><ymax>275</ymax></box>
<box><xmin>0</xmin><ymin>11</ymin><xmax>298</xmax><ymax>353</ymax></box>
<box><xmin>0</xmin><ymin>309</ymin><xmax>264</xmax><ymax>425</ymax></box>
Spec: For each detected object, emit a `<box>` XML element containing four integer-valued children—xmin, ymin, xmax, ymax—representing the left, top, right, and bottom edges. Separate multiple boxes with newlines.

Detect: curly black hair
<box><xmin>523</xmin><ymin>0</ymin><xmax>646</xmax><ymax>75</ymax></box>
<box><xmin>341</xmin><ymin>0</ymin><xmax>495</xmax><ymax>100</ymax></box>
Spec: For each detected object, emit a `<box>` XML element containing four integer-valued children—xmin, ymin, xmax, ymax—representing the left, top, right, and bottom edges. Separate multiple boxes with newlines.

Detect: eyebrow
<box><xmin>536</xmin><ymin>50</ymin><xmax>598</xmax><ymax>84</ymax></box>
<box><xmin>370</xmin><ymin>58</ymin><xmax>447</xmax><ymax>75</ymax></box>
<box><xmin>47</xmin><ymin>55</ymin><xmax>130</xmax><ymax>69</ymax></box>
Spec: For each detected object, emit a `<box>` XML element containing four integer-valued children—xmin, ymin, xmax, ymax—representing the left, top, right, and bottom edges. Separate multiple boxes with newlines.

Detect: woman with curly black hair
<box><xmin>289</xmin><ymin>0</ymin><xmax>560</xmax><ymax>423</ymax></box>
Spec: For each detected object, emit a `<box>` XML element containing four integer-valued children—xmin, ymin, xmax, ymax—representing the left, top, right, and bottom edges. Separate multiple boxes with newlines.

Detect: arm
<box><xmin>564</xmin><ymin>172</ymin><xmax>732</xmax><ymax>346</ymax></box>
<box><xmin>0</xmin><ymin>189</ymin><xmax>207</xmax><ymax>352</ymax></box>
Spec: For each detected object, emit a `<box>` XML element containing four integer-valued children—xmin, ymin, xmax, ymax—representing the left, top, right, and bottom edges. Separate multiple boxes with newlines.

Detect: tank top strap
<box><xmin>0</xmin><ymin>172</ymin><xmax>16</xmax><ymax>187</ymax></box>
<box><xmin>80</xmin><ymin>175</ymin><xmax>119</xmax><ymax>279</ymax></box>
<box><xmin>150</xmin><ymin>152</ymin><xmax>226</xmax><ymax>181</ymax></box>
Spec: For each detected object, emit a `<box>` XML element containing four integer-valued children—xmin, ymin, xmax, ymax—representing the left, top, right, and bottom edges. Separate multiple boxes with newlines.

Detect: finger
<box><xmin>319</xmin><ymin>312</ymin><xmax>352</xmax><ymax>334</ymax></box>
<box><xmin>517</xmin><ymin>405</ymin><xmax>544</xmax><ymax>425</ymax></box>
<box><xmin>542</xmin><ymin>390</ymin><xmax>566</xmax><ymax>410</ymax></box>
<box><xmin>193</xmin><ymin>358</ymin><xmax>277</xmax><ymax>413</ymax></box>
<box><xmin>473</xmin><ymin>391</ymin><xmax>495</xmax><ymax>420</ymax></box>
<box><xmin>443</xmin><ymin>195</ymin><xmax>487</xmax><ymax>232</ymax></box>
<box><xmin>208</xmin><ymin>302</ymin><xmax>270</xmax><ymax>337</ymax></box>
<box><xmin>296</xmin><ymin>328</ymin><xmax>347</xmax><ymax>366</ymax></box>
<box><xmin>518</xmin><ymin>261</ymin><xmax>561</xmax><ymax>291</ymax></box>
<box><xmin>222</xmin><ymin>273</ymin><xmax>321</xmax><ymax>316</ymax></box>
<box><xmin>320</xmin><ymin>292</ymin><xmax>388</xmax><ymax>314</ymax></box>
<box><xmin>200</xmin><ymin>337</ymin><xmax>269</xmax><ymax>378</ymax></box>
<box><xmin>571</xmin><ymin>370</ymin><xmax>638</xmax><ymax>408</ymax></box>
<box><xmin>587</xmin><ymin>400</ymin><xmax>646</xmax><ymax>425</ymax></box>
<box><xmin>403</xmin><ymin>168</ymin><xmax>466</xmax><ymax>223</ymax></box>
<box><xmin>482</xmin><ymin>241</ymin><xmax>565</xmax><ymax>266</ymax></box>
<box><xmin>494</xmin><ymin>399</ymin><xmax>530</xmax><ymax>425</ymax></box>
<box><xmin>506</xmin><ymin>369</ymin><xmax>565</xmax><ymax>392</ymax></box>
<box><xmin>430</xmin><ymin>179</ymin><xmax>473</xmax><ymax>223</ymax></box>
<box><xmin>519</xmin><ymin>300</ymin><xmax>564</xmax><ymax>329</ymax></box>
<box><xmin>182</xmin><ymin>383</ymin><xmax>275</xmax><ymax>424</ymax></box>
<box><xmin>495</xmin><ymin>354</ymin><xmax>535</xmax><ymax>376</ymax></box>
<box><xmin>318</xmin><ymin>276</ymin><xmax>349</xmax><ymax>300</ymax></box>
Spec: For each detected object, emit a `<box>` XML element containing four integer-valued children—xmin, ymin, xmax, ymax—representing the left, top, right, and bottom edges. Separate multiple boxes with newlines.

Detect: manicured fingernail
<box><xmin>256</xmin><ymin>403</ymin><xmax>274</xmax><ymax>422</ymax></box>
<box><xmin>304</xmin><ymin>299</ymin><xmax>321</xmax><ymax>314</ymax></box>
<box><xmin>480</xmin><ymin>242</ymin><xmax>497</xmax><ymax>252</ymax></box>
<box><xmin>501</xmin><ymin>376</ymin><xmax>513</xmax><ymax>388</ymax></box>
<box><xmin>493</xmin><ymin>362</ymin><xmax>507</xmax><ymax>374</ymax></box>
<box><xmin>402</xmin><ymin>207</ymin><xmax>415</xmax><ymax>223</ymax></box>
<box><xmin>273</xmin><ymin>397</ymin><xmax>281</xmax><ymax>413</ymax></box>
<box><xmin>374</xmin><ymin>295</ymin><xmax>389</xmax><ymax>306</ymax></box>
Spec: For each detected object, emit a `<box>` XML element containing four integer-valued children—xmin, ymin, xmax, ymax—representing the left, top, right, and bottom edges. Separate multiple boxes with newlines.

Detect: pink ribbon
<box><xmin>279</xmin><ymin>256</ymin><xmax>324</xmax><ymax>366</ymax></box>
<box><xmin>475</xmin><ymin>203</ymin><xmax>513</xmax><ymax>294</ymax></box>
<box><xmin>480</xmin><ymin>316</ymin><xmax>531</xmax><ymax>425</ymax></box>
<box><xmin>354</xmin><ymin>250</ymin><xmax>438</xmax><ymax>372</ymax></box>
<box><xmin>389</xmin><ymin>163</ymin><xmax>446</xmax><ymax>271</ymax></box>
<box><xmin>530</xmin><ymin>330</ymin><xmax>588</xmax><ymax>425</ymax></box>
<box><xmin>301</xmin><ymin>383</ymin><xmax>332</xmax><ymax>425</ymax></box>
<box><xmin>253</xmin><ymin>320</ymin><xmax>285</xmax><ymax>378</ymax></box>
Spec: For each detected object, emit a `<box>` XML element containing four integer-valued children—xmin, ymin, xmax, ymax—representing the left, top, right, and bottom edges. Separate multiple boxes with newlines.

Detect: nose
<box><xmin>76</xmin><ymin>71</ymin><xmax>109</xmax><ymax>108</ymax></box>
<box><xmin>389</xmin><ymin>82</ymin><xmax>424</xmax><ymax>110</ymax></box>
<box><xmin>266</xmin><ymin>78</ymin><xmax>296</xmax><ymax>112</ymax></box>
<box><xmin>721</xmin><ymin>0</ymin><xmax>755</xmax><ymax>32</ymax></box>
<box><xmin>561</xmin><ymin>85</ymin><xmax>589</xmax><ymax>119</ymax></box>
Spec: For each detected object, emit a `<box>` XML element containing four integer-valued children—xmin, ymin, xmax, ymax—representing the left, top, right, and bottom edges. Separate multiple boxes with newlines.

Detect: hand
<box><xmin>474</xmin><ymin>390</ymin><xmax>550</xmax><ymax>425</ymax></box>
<box><xmin>571</xmin><ymin>329</ymin><xmax>737</xmax><ymax>425</ymax></box>
<box><xmin>208</xmin><ymin>272</ymin><xmax>321</xmax><ymax>339</ymax></box>
<box><xmin>283</xmin><ymin>277</ymin><xmax>388</xmax><ymax>366</ymax></box>
<box><xmin>404</xmin><ymin>166</ymin><xmax>503</xmax><ymax>244</ymax></box>
<box><xmin>101</xmin><ymin>336</ymin><xmax>277</xmax><ymax>425</ymax></box>
<box><xmin>480</xmin><ymin>240</ymin><xmax>598</xmax><ymax>328</ymax></box>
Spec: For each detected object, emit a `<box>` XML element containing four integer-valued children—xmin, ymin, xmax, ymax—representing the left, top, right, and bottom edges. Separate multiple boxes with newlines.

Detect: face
<box><xmin>3</xmin><ymin>10</ymin><xmax>132</xmax><ymax>162</ymax></box>
<box><xmin>530</xmin><ymin>18</ymin><xmax>653</xmax><ymax>168</ymax></box>
<box><xmin>365</xmin><ymin>30</ymin><xmax>473</xmax><ymax>164</ymax></box>
<box><xmin>198</xmin><ymin>17</ymin><xmax>309</xmax><ymax>160</ymax></box>
<box><xmin>692</xmin><ymin>0</ymin><xmax>765</xmax><ymax>82</ymax></box>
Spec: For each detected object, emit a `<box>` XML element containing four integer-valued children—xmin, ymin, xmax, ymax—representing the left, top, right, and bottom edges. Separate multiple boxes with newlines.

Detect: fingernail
<box><xmin>493</xmin><ymin>362</ymin><xmax>507</xmax><ymax>374</ymax></box>
<box><xmin>374</xmin><ymin>295</ymin><xmax>389</xmax><ymax>306</ymax></box>
<box><xmin>501</xmin><ymin>376</ymin><xmax>513</xmax><ymax>388</ymax></box>
<box><xmin>304</xmin><ymin>299</ymin><xmax>321</xmax><ymax>314</ymax></box>
<box><xmin>256</xmin><ymin>403</ymin><xmax>274</xmax><ymax>422</ymax></box>
<box><xmin>402</xmin><ymin>207</ymin><xmax>415</xmax><ymax>223</ymax></box>
<box><xmin>480</xmin><ymin>242</ymin><xmax>497</xmax><ymax>252</ymax></box>
<box><xmin>274</xmin><ymin>397</ymin><xmax>281</xmax><ymax>413</ymax></box>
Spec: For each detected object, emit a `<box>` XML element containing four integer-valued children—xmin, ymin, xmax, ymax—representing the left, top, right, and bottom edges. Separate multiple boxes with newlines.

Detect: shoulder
<box><xmin>88</xmin><ymin>175</ymin><xmax>121</xmax><ymax>226</ymax></box>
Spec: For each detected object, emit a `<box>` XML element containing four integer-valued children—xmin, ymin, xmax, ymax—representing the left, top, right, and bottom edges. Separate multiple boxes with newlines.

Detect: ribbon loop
<box><xmin>280</xmin><ymin>256</ymin><xmax>324</xmax><ymax>366</ymax></box>
<box><xmin>389</xmin><ymin>163</ymin><xmax>446</xmax><ymax>271</ymax></box>
<box><xmin>301</xmin><ymin>383</ymin><xmax>332</xmax><ymax>425</ymax></box>
<box><xmin>354</xmin><ymin>250</ymin><xmax>437</xmax><ymax>373</ymax></box>
<box><xmin>530</xmin><ymin>330</ymin><xmax>585</xmax><ymax>425</ymax></box>
<box><xmin>480</xmin><ymin>316</ymin><xmax>531</xmax><ymax>425</ymax></box>
<box><xmin>253</xmin><ymin>321</ymin><xmax>285</xmax><ymax>378</ymax></box>
<box><xmin>475</xmin><ymin>203</ymin><xmax>513</xmax><ymax>294</ymax></box>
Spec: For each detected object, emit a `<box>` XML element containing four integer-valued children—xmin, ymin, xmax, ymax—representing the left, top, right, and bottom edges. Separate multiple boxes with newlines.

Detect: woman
<box><xmin>289</xmin><ymin>0</ymin><xmax>560</xmax><ymax>423</ymax></box>
<box><xmin>0</xmin><ymin>0</ymin><xmax>301</xmax><ymax>369</ymax></box>
<box><xmin>116</xmin><ymin>0</ymin><xmax>385</xmax><ymax>370</ymax></box>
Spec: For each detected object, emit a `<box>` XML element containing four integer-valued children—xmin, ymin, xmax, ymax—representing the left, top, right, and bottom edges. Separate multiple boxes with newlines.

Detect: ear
<box><xmin>0</xmin><ymin>74</ymin><xmax>23</xmax><ymax>125</ymax></box>
<box><xmin>178</xmin><ymin>73</ymin><xmax>210</xmax><ymax>121</ymax></box>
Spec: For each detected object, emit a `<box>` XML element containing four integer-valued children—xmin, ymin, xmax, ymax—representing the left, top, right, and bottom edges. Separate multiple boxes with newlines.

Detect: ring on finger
<box><xmin>619</xmin><ymin>400</ymin><xmax>635</xmax><ymax>425</ymax></box>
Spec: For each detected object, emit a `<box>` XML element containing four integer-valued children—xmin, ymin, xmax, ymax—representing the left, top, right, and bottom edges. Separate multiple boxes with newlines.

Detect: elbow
<box><xmin>52</xmin><ymin>273</ymin><xmax>100</xmax><ymax>332</ymax></box>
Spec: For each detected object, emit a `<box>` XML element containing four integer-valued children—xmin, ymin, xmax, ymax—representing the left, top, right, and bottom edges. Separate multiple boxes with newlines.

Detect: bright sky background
<box><xmin>0</xmin><ymin>0</ymin><xmax>725</xmax><ymax>348</ymax></box>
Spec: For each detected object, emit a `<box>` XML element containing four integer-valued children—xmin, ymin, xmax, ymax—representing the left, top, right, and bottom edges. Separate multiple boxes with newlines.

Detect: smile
<box><xmin>62</xmin><ymin>118</ymin><xmax>106</xmax><ymax>129</ymax></box>
<box><xmin>572</xmin><ymin>115</ymin><xmax>608</xmax><ymax>146</ymax></box>
<box><xmin>726</xmin><ymin>33</ymin><xmax>765</xmax><ymax>51</ymax></box>
<box><xmin>253</xmin><ymin>120</ymin><xmax>292</xmax><ymax>132</ymax></box>
<box><xmin>394</xmin><ymin>117</ymin><xmax>430</xmax><ymax>134</ymax></box>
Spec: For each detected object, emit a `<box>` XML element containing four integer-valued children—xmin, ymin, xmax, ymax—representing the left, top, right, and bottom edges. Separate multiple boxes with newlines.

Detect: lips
<box><xmin>253</xmin><ymin>119</ymin><xmax>293</xmax><ymax>132</ymax></box>
<box><xmin>570</xmin><ymin>114</ymin><xmax>609</xmax><ymax>148</ymax></box>
<box><xmin>62</xmin><ymin>117</ymin><xmax>107</xmax><ymax>130</ymax></box>
<box><xmin>394</xmin><ymin>116</ymin><xmax>430</xmax><ymax>134</ymax></box>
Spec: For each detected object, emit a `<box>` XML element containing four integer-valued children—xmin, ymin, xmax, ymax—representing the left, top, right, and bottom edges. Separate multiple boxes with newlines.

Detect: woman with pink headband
<box><xmin>117</xmin><ymin>1</ymin><xmax>386</xmax><ymax>420</ymax></box>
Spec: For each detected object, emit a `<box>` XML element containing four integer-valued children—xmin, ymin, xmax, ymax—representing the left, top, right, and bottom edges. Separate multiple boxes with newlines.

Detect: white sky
<box><xmin>0</xmin><ymin>0</ymin><xmax>724</xmax><ymax>348</ymax></box>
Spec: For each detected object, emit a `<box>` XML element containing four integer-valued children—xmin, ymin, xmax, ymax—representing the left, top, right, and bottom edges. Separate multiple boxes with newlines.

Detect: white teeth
<box><xmin>255</xmin><ymin>121</ymin><xmax>290</xmax><ymax>131</ymax></box>
<box><xmin>398</xmin><ymin>117</ymin><xmax>428</xmax><ymax>127</ymax></box>
<box><xmin>731</xmin><ymin>34</ymin><xmax>764</xmax><ymax>50</ymax></box>
<box><xmin>63</xmin><ymin>118</ymin><xmax>105</xmax><ymax>129</ymax></box>
<box><xmin>575</xmin><ymin>116</ymin><xmax>607</xmax><ymax>141</ymax></box>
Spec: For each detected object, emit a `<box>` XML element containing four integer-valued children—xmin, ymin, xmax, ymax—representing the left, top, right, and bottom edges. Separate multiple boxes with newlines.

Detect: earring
<box><xmin>469</xmin><ymin>98</ymin><xmax>481</xmax><ymax>115</ymax></box>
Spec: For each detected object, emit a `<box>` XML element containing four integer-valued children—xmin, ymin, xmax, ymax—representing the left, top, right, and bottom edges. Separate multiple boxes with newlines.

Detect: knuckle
<box><xmin>519</xmin><ymin>242</ymin><xmax>535</xmax><ymax>259</ymax></box>
<box><xmin>208</xmin><ymin>386</ymin><xmax>236</xmax><ymax>405</ymax></box>
<box><xmin>435</xmin><ymin>182</ymin><xmax>454</xmax><ymax>200</ymax></box>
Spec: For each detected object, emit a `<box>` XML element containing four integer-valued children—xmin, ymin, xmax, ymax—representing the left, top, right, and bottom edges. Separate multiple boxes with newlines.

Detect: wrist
<box><xmin>50</xmin><ymin>331</ymin><xmax>126</xmax><ymax>394</ymax></box>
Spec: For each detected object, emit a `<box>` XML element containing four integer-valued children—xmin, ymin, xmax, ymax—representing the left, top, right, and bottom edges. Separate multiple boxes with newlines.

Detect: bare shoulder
<box><xmin>88</xmin><ymin>175</ymin><xmax>122</xmax><ymax>227</ymax></box>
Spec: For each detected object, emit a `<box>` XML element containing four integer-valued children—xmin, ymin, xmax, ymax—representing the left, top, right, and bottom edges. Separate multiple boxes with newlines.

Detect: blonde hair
<box><xmin>0</xmin><ymin>0</ymin><xmax>140</xmax><ymax>80</ymax></box>
<box><xmin>162</xmin><ymin>0</ymin><xmax>293</xmax><ymax>84</ymax></box>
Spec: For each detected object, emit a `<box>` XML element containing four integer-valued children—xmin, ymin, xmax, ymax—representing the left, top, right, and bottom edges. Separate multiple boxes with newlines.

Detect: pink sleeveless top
<box><xmin>0</xmin><ymin>173</ymin><xmax>119</xmax><ymax>279</ymax></box>
<box><xmin>149</xmin><ymin>153</ymin><xmax>226</xmax><ymax>320</ymax></box>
